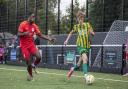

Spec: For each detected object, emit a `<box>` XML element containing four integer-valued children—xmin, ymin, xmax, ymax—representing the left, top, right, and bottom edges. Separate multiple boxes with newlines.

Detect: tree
<box><xmin>88</xmin><ymin>0</ymin><xmax>122</xmax><ymax>32</ymax></box>
<box><xmin>60</xmin><ymin>0</ymin><xmax>86</xmax><ymax>33</ymax></box>
<box><xmin>0</xmin><ymin>0</ymin><xmax>8</xmax><ymax>32</ymax></box>
<box><xmin>0</xmin><ymin>0</ymin><xmax>58</xmax><ymax>34</ymax></box>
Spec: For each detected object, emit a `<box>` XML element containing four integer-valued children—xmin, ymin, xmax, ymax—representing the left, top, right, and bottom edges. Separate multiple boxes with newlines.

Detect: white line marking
<box><xmin>0</xmin><ymin>67</ymin><xmax>128</xmax><ymax>83</ymax></box>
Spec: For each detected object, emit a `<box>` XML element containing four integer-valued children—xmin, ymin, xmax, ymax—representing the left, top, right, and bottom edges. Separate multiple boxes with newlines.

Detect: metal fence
<box><xmin>5</xmin><ymin>44</ymin><xmax>124</xmax><ymax>74</ymax></box>
<box><xmin>1</xmin><ymin>0</ymin><xmax>128</xmax><ymax>36</ymax></box>
<box><xmin>0</xmin><ymin>0</ymin><xmax>75</xmax><ymax>35</ymax></box>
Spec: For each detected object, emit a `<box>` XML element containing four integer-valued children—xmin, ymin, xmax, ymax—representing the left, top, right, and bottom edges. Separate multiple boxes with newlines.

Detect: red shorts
<box><xmin>21</xmin><ymin>45</ymin><xmax>37</xmax><ymax>61</ymax></box>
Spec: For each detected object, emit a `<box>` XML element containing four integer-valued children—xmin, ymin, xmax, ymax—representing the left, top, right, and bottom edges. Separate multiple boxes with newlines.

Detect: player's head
<box><xmin>76</xmin><ymin>10</ymin><xmax>85</xmax><ymax>24</ymax></box>
<box><xmin>28</xmin><ymin>13</ymin><xmax>35</xmax><ymax>24</ymax></box>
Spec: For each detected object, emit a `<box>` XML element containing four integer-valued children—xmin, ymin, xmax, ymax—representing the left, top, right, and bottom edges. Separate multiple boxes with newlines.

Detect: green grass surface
<box><xmin>0</xmin><ymin>64</ymin><xmax>128</xmax><ymax>89</ymax></box>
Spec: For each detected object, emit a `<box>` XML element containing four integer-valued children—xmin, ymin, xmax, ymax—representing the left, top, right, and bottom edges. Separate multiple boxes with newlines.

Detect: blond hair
<box><xmin>76</xmin><ymin>10</ymin><xmax>85</xmax><ymax>19</ymax></box>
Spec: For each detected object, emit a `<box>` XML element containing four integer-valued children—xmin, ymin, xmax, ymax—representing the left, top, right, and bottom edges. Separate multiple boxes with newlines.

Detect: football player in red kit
<box><xmin>18</xmin><ymin>13</ymin><xmax>55</xmax><ymax>81</ymax></box>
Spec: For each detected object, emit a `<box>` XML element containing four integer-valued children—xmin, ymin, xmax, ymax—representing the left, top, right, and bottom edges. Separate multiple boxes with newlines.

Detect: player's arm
<box><xmin>17</xmin><ymin>22</ymin><xmax>30</xmax><ymax>36</ymax></box>
<box><xmin>17</xmin><ymin>31</ymin><xmax>30</xmax><ymax>36</ymax></box>
<box><xmin>87</xmin><ymin>23</ymin><xmax>95</xmax><ymax>43</ymax></box>
<box><xmin>64</xmin><ymin>30</ymin><xmax>74</xmax><ymax>45</ymax></box>
<box><xmin>37</xmin><ymin>33</ymin><xmax>53</xmax><ymax>41</ymax></box>
<box><xmin>88</xmin><ymin>23</ymin><xmax>95</xmax><ymax>36</ymax></box>
<box><xmin>89</xmin><ymin>28</ymin><xmax>95</xmax><ymax>36</ymax></box>
<box><xmin>34</xmin><ymin>24</ymin><xmax>54</xmax><ymax>42</ymax></box>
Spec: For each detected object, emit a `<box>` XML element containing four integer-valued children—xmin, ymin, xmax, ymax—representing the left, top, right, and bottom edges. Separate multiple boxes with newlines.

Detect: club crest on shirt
<box><xmin>32</xmin><ymin>28</ymin><xmax>35</xmax><ymax>32</ymax></box>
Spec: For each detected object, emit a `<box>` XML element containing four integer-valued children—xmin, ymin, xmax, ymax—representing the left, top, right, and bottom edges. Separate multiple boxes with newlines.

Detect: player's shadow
<box><xmin>59</xmin><ymin>77</ymin><xmax>83</xmax><ymax>84</ymax></box>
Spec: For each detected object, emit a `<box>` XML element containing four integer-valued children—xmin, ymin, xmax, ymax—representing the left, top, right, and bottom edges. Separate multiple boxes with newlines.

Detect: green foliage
<box><xmin>60</xmin><ymin>0</ymin><xmax>86</xmax><ymax>33</ymax></box>
<box><xmin>0</xmin><ymin>0</ymin><xmax>58</xmax><ymax>34</ymax></box>
<box><xmin>0</xmin><ymin>0</ymin><xmax>6</xmax><ymax>4</ymax></box>
<box><xmin>88</xmin><ymin>0</ymin><xmax>103</xmax><ymax>32</ymax></box>
<box><xmin>88</xmin><ymin>0</ymin><xmax>122</xmax><ymax>32</ymax></box>
<box><xmin>1</xmin><ymin>0</ymin><xmax>128</xmax><ymax>34</ymax></box>
<box><xmin>36</xmin><ymin>0</ymin><xmax>58</xmax><ymax>34</ymax></box>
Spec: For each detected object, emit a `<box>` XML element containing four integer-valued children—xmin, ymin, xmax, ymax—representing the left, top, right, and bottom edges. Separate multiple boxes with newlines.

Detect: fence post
<box><xmin>16</xmin><ymin>0</ymin><xmax>19</xmax><ymax>34</ymax></box>
<box><xmin>121</xmin><ymin>0</ymin><xmax>124</xmax><ymax>20</ymax></box>
<box><xmin>86</xmin><ymin>0</ymin><xmax>88</xmax><ymax>18</ymax></box>
<box><xmin>25</xmin><ymin>0</ymin><xmax>28</xmax><ymax>19</ymax></box>
<box><xmin>121</xmin><ymin>44</ymin><xmax>125</xmax><ymax>74</ymax></box>
<box><xmin>45</xmin><ymin>0</ymin><xmax>48</xmax><ymax>35</ymax></box>
<box><xmin>100</xmin><ymin>44</ymin><xmax>103</xmax><ymax>72</ymax></box>
<box><xmin>35</xmin><ymin>0</ymin><xmax>37</xmax><ymax>22</ymax></box>
<box><xmin>71</xmin><ymin>0</ymin><xmax>73</xmax><ymax>31</ymax></box>
<box><xmin>57</xmin><ymin>0</ymin><xmax>60</xmax><ymax>34</ymax></box>
<box><xmin>7</xmin><ymin>1</ymin><xmax>9</xmax><ymax>32</ymax></box>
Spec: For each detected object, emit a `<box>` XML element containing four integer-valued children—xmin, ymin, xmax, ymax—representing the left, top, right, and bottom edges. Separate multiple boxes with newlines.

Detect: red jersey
<box><xmin>18</xmin><ymin>21</ymin><xmax>41</xmax><ymax>48</ymax></box>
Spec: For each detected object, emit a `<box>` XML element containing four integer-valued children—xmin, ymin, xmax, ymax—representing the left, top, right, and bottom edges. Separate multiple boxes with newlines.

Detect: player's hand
<box><xmin>49</xmin><ymin>38</ymin><xmax>56</xmax><ymax>44</ymax></box>
<box><xmin>24</xmin><ymin>31</ymin><xmax>30</xmax><ymax>36</ymax></box>
<box><xmin>64</xmin><ymin>41</ymin><xmax>68</xmax><ymax>46</ymax></box>
<box><xmin>24</xmin><ymin>31</ymin><xmax>32</xmax><ymax>36</ymax></box>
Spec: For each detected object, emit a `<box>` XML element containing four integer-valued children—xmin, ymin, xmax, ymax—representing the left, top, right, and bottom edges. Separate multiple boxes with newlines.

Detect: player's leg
<box><xmin>67</xmin><ymin>56</ymin><xmax>82</xmax><ymax>79</ymax></box>
<box><xmin>33</xmin><ymin>50</ymin><xmax>41</xmax><ymax>66</ymax></box>
<box><xmin>0</xmin><ymin>56</ymin><xmax>2</xmax><ymax>63</ymax></box>
<box><xmin>78</xmin><ymin>46</ymin><xmax>89</xmax><ymax>77</ymax></box>
<box><xmin>67</xmin><ymin>46</ymin><xmax>85</xmax><ymax>79</ymax></box>
<box><xmin>81</xmin><ymin>53</ymin><xmax>88</xmax><ymax>77</ymax></box>
<box><xmin>26</xmin><ymin>59</ymin><xmax>33</xmax><ymax>81</ymax></box>
<box><xmin>123</xmin><ymin>60</ymin><xmax>128</xmax><ymax>76</ymax></box>
<box><xmin>32</xmin><ymin>50</ymin><xmax>41</xmax><ymax>74</ymax></box>
<box><xmin>75</xmin><ymin>56</ymin><xmax>82</xmax><ymax>70</ymax></box>
<box><xmin>31</xmin><ymin>46</ymin><xmax>41</xmax><ymax>66</ymax></box>
<box><xmin>30</xmin><ymin>45</ymin><xmax>41</xmax><ymax>73</ymax></box>
<box><xmin>123</xmin><ymin>51</ymin><xmax>128</xmax><ymax>76</ymax></box>
<box><xmin>21</xmin><ymin>47</ymin><xmax>33</xmax><ymax>81</ymax></box>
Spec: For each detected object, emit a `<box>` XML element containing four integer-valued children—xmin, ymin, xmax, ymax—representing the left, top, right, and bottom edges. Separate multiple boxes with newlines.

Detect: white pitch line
<box><xmin>0</xmin><ymin>67</ymin><xmax>128</xmax><ymax>83</ymax></box>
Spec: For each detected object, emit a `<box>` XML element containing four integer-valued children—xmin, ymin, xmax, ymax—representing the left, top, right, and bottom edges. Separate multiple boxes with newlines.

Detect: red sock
<box><xmin>34</xmin><ymin>59</ymin><xmax>41</xmax><ymax>66</ymax></box>
<box><xmin>27</xmin><ymin>65</ymin><xmax>32</xmax><ymax>77</ymax></box>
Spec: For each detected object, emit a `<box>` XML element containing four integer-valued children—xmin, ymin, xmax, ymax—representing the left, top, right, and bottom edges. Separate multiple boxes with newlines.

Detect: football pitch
<box><xmin>0</xmin><ymin>64</ymin><xmax>128</xmax><ymax>89</ymax></box>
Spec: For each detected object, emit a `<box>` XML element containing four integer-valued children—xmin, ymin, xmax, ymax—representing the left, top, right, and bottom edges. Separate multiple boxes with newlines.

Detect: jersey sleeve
<box><xmin>18</xmin><ymin>22</ymin><xmax>25</xmax><ymax>32</ymax></box>
<box><xmin>33</xmin><ymin>24</ymin><xmax>41</xmax><ymax>34</ymax></box>
<box><xmin>87</xmin><ymin>22</ymin><xmax>93</xmax><ymax>31</ymax></box>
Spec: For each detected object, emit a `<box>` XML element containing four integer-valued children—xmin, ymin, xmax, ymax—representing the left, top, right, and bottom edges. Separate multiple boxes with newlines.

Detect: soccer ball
<box><xmin>27</xmin><ymin>75</ymin><xmax>33</xmax><ymax>81</ymax></box>
<box><xmin>84</xmin><ymin>74</ymin><xmax>95</xmax><ymax>85</ymax></box>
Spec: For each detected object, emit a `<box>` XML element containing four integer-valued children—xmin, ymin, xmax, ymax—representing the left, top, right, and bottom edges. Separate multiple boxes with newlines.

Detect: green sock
<box><xmin>74</xmin><ymin>65</ymin><xmax>79</xmax><ymax>70</ymax></box>
<box><xmin>83</xmin><ymin>63</ymin><xmax>88</xmax><ymax>74</ymax></box>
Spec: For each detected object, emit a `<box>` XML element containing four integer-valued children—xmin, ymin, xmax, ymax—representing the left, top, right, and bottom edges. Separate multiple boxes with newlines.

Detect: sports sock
<box><xmin>27</xmin><ymin>65</ymin><xmax>33</xmax><ymax>77</ymax></box>
<box><xmin>34</xmin><ymin>59</ymin><xmax>41</xmax><ymax>66</ymax></box>
<box><xmin>74</xmin><ymin>65</ymin><xmax>79</xmax><ymax>70</ymax></box>
<box><xmin>83</xmin><ymin>63</ymin><xmax>88</xmax><ymax>74</ymax></box>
